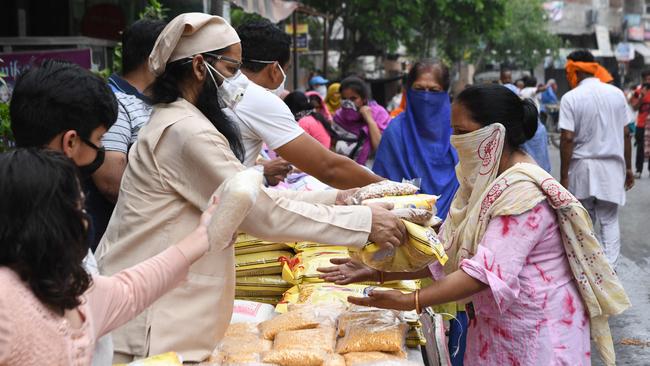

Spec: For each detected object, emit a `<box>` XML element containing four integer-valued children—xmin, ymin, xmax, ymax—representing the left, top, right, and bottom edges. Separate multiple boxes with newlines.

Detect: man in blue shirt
<box><xmin>88</xmin><ymin>19</ymin><xmax>166</xmax><ymax>250</ymax></box>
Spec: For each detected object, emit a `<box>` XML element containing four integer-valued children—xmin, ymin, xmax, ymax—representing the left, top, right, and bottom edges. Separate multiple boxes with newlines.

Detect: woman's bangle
<box><xmin>414</xmin><ymin>289</ymin><xmax>421</xmax><ymax>314</ymax></box>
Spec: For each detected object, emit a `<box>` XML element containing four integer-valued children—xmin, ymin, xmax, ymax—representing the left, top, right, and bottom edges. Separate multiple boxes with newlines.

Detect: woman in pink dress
<box><xmin>0</xmin><ymin>148</ymin><xmax>249</xmax><ymax>365</ymax></box>
<box><xmin>319</xmin><ymin>84</ymin><xmax>630</xmax><ymax>365</ymax></box>
<box><xmin>284</xmin><ymin>91</ymin><xmax>335</xmax><ymax>149</ymax></box>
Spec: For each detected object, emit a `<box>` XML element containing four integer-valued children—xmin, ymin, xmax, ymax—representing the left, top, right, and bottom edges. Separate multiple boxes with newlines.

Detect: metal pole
<box><xmin>210</xmin><ymin>0</ymin><xmax>224</xmax><ymax>16</ymax></box>
<box><xmin>292</xmin><ymin>11</ymin><xmax>299</xmax><ymax>90</ymax></box>
<box><xmin>322</xmin><ymin>16</ymin><xmax>328</xmax><ymax>79</ymax></box>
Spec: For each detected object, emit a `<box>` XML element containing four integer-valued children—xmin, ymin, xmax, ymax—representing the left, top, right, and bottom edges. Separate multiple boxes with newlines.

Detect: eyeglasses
<box><xmin>204</xmin><ymin>53</ymin><xmax>242</xmax><ymax>71</ymax></box>
<box><xmin>81</xmin><ymin>137</ymin><xmax>103</xmax><ymax>152</ymax></box>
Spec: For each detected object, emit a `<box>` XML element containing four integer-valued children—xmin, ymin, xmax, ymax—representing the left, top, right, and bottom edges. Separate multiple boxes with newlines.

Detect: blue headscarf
<box><xmin>373</xmin><ymin>89</ymin><xmax>459</xmax><ymax>218</ymax></box>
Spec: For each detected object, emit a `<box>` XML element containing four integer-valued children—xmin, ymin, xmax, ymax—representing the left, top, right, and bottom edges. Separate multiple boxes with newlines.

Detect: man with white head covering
<box><xmin>96</xmin><ymin>13</ymin><xmax>406</xmax><ymax>363</ymax></box>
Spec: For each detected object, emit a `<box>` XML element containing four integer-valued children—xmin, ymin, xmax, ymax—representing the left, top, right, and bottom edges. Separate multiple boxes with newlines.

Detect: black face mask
<box><xmin>78</xmin><ymin>138</ymin><xmax>105</xmax><ymax>176</ymax></box>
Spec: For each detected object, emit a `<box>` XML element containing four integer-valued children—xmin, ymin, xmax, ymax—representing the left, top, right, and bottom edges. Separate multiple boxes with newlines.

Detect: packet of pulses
<box><xmin>352</xmin><ymin>220</ymin><xmax>447</xmax><ymax>272</ymax></box>
<box><xmin>263</xmin><ymin>327</ymin><xmax>337</xmax><ymax>366</ymax></box>
<box><xmin>335</xmin><ymin>307</ymin><xmax>409</xmax><ymax>355</ymax></box>
<box><xmin>344</xmin><ymin>180</ymin><xmax>420</xmax><ymax>205</ymax></box>
<box><xmin>258</xmin><ymin>303</ymin><xmax>345</xmax><ymax>340</ymax></box>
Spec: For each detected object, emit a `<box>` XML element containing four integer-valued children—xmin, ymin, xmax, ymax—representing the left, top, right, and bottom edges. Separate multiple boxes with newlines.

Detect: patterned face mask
<box><xmin>340</xmin><ymin>99</ymin><xmax>358</xmax><ymax>111</ymax></box>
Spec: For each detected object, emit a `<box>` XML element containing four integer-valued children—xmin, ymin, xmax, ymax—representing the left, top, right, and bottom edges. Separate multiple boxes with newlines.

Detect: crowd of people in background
<box><xmin>0</xmin><ymin>11</ymin><xmax>635</xmax><ymax>366</ymax></box>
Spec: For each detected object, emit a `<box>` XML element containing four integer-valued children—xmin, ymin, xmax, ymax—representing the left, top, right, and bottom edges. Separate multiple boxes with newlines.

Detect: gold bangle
<box><xmin>379</xmin><ymin>271</ymin><xmax>384</xmax><ymax>284</ymax></box>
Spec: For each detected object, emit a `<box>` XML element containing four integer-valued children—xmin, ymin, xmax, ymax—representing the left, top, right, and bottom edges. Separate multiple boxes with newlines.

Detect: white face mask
<box><xmin>270</xmin><ymin>62</ymin><xmax>286</xmax><ymax>97</ymax></box>
<box><xmin>315</xmin><ymin>85</ymin><xmax>327</xmax><ymax>98</ymax></box>
<box><xmin>204</xmin><ymin>61</ymin><xmax>248</xmax><ymax>108</ymax></box>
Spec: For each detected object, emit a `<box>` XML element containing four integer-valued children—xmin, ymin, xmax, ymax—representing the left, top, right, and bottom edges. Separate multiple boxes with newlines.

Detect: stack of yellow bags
<box><xmin>234</xmin><ymin>234</ymin><xmax>295</xmax><ymax>305</ymax></box>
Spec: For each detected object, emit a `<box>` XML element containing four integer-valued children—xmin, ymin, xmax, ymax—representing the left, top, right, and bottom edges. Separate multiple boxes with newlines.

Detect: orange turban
<box><xmin>565</xmin><ymin>60</ymin><xmax>613</xmax><ymax>89</ymax></box>
<box><xmin>390</xmin><ymin>89</ymin><xmax>407</xmax><ymax>118</ymax></box>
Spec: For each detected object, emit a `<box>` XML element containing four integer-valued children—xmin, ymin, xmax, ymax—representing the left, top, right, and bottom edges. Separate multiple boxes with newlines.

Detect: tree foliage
<box><xmin>480</xmin><ymin>0</ymin><xmax>562</xmax><ymax>70</ymax></box>
<box><xmin>301</xmin><ymin>0</ymin><xmax>423</xmax><ymax>74</ymax></box>
<box><xmin>301</xmin><ymin>0</ymin><xmax>559</xmax><ymax>75</ymax></box>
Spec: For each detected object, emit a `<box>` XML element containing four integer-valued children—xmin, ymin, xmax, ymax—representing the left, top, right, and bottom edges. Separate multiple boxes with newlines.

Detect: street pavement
<box><xmin>546</xmin><ymin>146</ymin><xmax>650</xmax><ymax>365</ymax></box>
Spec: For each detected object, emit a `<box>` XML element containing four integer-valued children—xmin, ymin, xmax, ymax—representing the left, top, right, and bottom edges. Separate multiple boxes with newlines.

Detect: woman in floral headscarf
<box><xmin>321</xmin><ymin>84</ymin><xmax>630</xmax><ymax>366</ymax></box>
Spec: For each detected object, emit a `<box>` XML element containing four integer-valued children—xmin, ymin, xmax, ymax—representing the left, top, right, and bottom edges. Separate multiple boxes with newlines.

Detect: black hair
<box><xmin>237</xmin><ymin>20</ymin><xmax>291</xmax><ymax>73</ymax></box>
<box><xmin>0</xmin><ymin>148</ymin><xmax>91</xmax><ymax>315</ymax></box>
<box><xmin>406</xmin><ymin>59</ymin><xmax>450</xmax><ymax>91</ymax></box>
<box><xmin>121</xmin><ymin>19</ymin><xmax>167</xmax><ymax>75</ymax></box>
<box><xmin>147</xmin><ymin>50</ymin><xmax>245</xmax><ymax>161</ymax></box>
<box><xmin>642</xmin><ymin>69</ymin><xmax>650</xmax><ymax>79</ymax></box>
<box><xmin>567</xmin><ymin>49</ymin><xmax>595</xmax><ymax>63</ymax></box>
<box><xmin>455</xmin><ymin>84</ymin><xmax>538</xmax><ymax>147</ymax></box>
<box><xmin>10</xmin><ymin>60</ymin><xmax>117</xmax><ymax>148</ymax></box>
<box><xmin>284</xmin><ymin>91</ymin><xmax>312</xmax><ymax>115</ymax></box>
<box><xmin>523</xmin><ymin>75</ymin><xmax>537</xmax><ymax>88</ymax></box>
<box><xmin>339</xmin><ymin>76</ymin><xmax>370</xmax><ymax>101</ymax></box>
<box><xmin>284</xmin><ymin>91</ymin><xmax>338</xmax><ymax>141</ymax></box>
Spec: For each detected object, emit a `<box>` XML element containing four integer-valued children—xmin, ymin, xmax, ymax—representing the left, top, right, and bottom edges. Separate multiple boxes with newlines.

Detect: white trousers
<box><xmin>579</xmin><ymin>197</ymin><xmax>621</xmax><ymax>267</ymax></box>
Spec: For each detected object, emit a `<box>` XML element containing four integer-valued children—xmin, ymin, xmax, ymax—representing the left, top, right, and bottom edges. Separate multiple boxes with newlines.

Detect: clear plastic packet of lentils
<box><xmin>345</xmin><ymin>179</ymin><xmax>421</xmax><ymax>205</ymax></box>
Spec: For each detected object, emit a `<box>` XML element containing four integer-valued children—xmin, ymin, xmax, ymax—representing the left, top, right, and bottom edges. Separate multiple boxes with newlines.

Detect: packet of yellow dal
<box><xmin>351</xmin><ymin>220</ymin><xmax>447</xmax><ymax>272</ymax></box>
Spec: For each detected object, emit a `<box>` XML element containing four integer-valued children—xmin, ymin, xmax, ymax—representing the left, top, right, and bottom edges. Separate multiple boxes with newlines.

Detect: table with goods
<box><xmin>116</xmin><ymin>182</ymin><xmax>454</xmax><ymax>366</ymax></box>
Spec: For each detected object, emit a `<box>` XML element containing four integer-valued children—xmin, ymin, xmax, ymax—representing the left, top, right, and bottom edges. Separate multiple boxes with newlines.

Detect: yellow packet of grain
<box><xmin>352</xmin><ymin>220</ymin><xmax>447</xmax><ymax>272</ymax></box>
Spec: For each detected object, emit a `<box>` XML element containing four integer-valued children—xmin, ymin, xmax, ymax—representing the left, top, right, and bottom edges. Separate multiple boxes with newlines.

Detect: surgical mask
<box><xmin>204</xmin><ymin>61</ymin><xmax>247</xmax><ymax>108</ymax></box>
<box><xmin>78</xmin><ymin>138</ymin><xmax>106</xmax><ymax>176</ymax></box>
<box><xmin>242</xmin><ymin>58</ymin><xmax>287</xmax><ymax>97</ymax></box>
<box><xmin>315</xmin><ymin>85</ymin><xmax>327</xmax><ymax>98</ymax></box>
<box><xmin>270</xmin><ymin>62</ymin><xmax>286</xmax><ymax>97</ymax></box>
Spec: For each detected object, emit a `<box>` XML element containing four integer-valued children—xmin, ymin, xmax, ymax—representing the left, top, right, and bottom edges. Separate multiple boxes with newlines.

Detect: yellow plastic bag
<box><xmin>362</xmin><ymin>194</ymin><xmax>439</xmax><ymax>211</ymax></box>
<box><xmin>352</xmin><ymin>220</ymin><xmax>447</xmax><ymax>272</ymax></box>
<box><xmin>116</xmin><ymin>352</ymin><xmax>182</xmax><ymax>365</ymax></box>
<box><xmin>276</xmin><ymin>282</ymin><xmax>418</xmax><ymax>313</ymax></box>
<box><xmin>235</xmin><ymin>275</ymin><xmax>291</xmax><ymax>297</ymax></box>
<box><xmin>406</xmin><ymin>326</ymin><xmax>427</xmax><ymax>347</ymax></box>
<box><xmin>235</xmin><ymin>250</ymin><xmax>293</xmax><ymax>277</ymax></box>
<box><xmin>281</xmin><ymin>249</ymin><xmax>349</xmax><ymax>284</ymax></box>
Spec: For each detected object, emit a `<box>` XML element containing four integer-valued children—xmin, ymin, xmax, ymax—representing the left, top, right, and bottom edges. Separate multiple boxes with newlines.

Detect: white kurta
<box><xmin>558</xmin><ymin>77</ymin><xmax>628</xmax><ymax>206</ymax></box>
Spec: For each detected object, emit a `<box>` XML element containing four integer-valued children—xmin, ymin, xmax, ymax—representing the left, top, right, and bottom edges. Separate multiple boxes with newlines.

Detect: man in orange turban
<box><xmin>565</xmin><ymin>52</ymin><xmax>613</xmax><ymax>89</ymax></box>
<box><xmin>559</xmin><ymin>49</ymin><xmax>634</xmax><ymax>269</ymax></box>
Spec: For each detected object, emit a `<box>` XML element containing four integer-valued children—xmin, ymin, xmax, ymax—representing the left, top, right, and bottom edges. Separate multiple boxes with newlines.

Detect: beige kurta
<box><xmin>95</xmin><ymin>99</ymin><xmax>372</xmax><ymax>361</ymax></box>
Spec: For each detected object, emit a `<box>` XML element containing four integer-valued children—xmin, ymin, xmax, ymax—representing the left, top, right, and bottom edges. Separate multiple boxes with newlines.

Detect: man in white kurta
<box><xmin>559</xmin><ymin>75</ymin><xmax>630</xmax><ymax>266</ymax></box>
